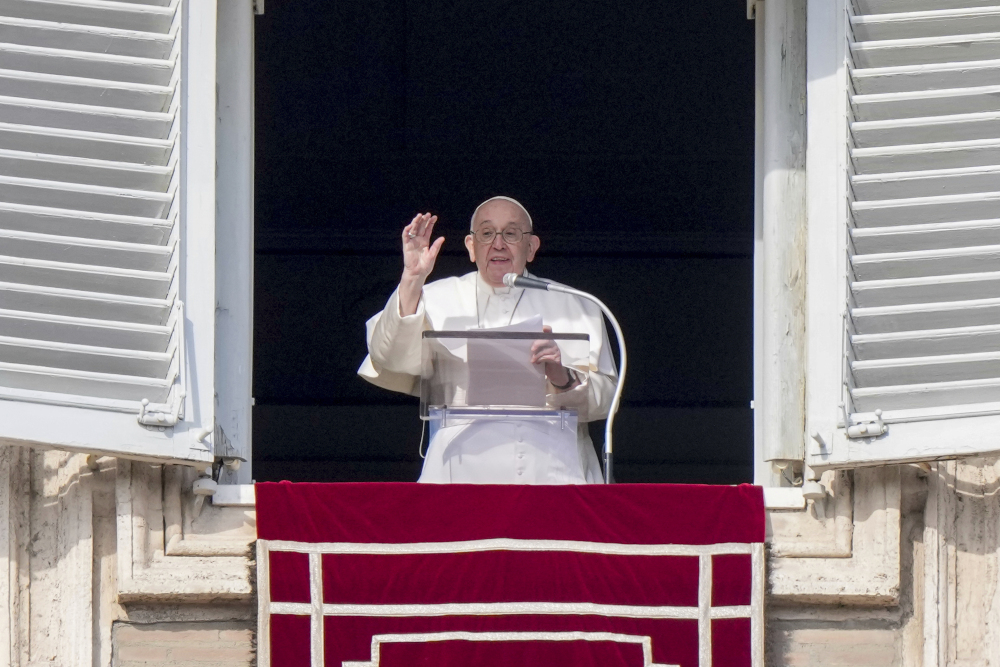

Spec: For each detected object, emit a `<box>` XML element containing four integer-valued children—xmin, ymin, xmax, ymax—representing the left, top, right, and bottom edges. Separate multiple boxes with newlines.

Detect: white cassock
<box><xmin>358</xmin><ymin>271</ymin><xmax>617</xmax><ymax>484</ymax></box>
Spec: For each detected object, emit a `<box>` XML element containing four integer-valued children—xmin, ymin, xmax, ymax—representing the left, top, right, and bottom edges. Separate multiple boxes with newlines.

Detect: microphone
<box><xmin>502</xmin><ymin>273</ymin><xmax>552</xmax><ymax>291</ymax></box>
<box><xmin>502</xmin><ymin>272</ymin><xmax>627</xmax><ymax>485</ymax></box>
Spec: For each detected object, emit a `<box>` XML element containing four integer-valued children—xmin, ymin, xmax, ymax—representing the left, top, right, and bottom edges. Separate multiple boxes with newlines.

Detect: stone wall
<box><xmin>0</xmin><ymin>447</ymin><xmax>255</xmax><ymax>666</ymax></box>
<box><xmin>113</xmin><ymin>622</ymin><xmax>253</xmax><ymax>667</ymax></box>
<box><xmin>769</xmin><ymin>628</ymin><xmax>900</xmax><ymax>667</ymax></box>
<box><xmin>765</xmin><ymin>459</ymin><xmax>1000</xmax><ymax>667</ymax></box>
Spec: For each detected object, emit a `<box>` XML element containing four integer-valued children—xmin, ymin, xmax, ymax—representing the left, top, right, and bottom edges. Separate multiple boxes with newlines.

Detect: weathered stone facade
<box><xmin>766</xmin><ymin>460</ymin><xmax>1000</xmax><ymax>666</ymax></box>
<box><xmin>0</xmin><ymin>448</ymin><xmax>255</xmax><ymax>666</ymax></box>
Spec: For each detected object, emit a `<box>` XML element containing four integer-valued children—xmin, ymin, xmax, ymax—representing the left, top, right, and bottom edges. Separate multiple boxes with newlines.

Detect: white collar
<box><xmin>474</xmin><ymin>271</ymin><xmax>524</xmax><ymax>298</ymax></box>
<box><xmin>474</xmin><ymin>271</ymin><xmax>527</xmax><ymax>327</ymax></box>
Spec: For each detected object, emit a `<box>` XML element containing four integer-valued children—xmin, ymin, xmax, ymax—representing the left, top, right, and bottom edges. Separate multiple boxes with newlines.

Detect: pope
<box><xmin>358</xmin><ymin>196</ymin><xmax>617</xmax><ymax>484</ymax></box>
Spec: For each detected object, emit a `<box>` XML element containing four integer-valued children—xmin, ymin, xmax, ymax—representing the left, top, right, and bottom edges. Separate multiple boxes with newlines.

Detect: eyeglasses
<box><xmin>472</xmin><ymin>227</ymin><xmax>531</xmax><ymax>245</ymax></box>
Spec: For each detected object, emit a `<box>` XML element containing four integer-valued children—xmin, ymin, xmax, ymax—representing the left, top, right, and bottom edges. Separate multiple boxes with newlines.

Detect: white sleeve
<box><xmin>546</xmin><ymin>368</ymin><xmax>616</xmax><ymax>422</ymax></box>
<box><xmin>367</xmin><ymin>287</ymin><xmax>428</xmax><ymax>376</ymax></box>
<box><xmin>545</xmin><ymin>297</ymin><xmax>618</xmax><ymax>422</ymax></box>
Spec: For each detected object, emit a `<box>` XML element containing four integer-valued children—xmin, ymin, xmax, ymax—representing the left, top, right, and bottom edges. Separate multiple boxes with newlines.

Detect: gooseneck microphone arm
<box><xmin>503</xmin><ymin>273</ymin><xmax>625</xmax><ymax>484</ymax></box>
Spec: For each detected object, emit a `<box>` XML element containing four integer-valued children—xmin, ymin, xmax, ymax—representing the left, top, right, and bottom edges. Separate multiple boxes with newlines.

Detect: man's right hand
<box><xmin>399</xmin><ymin>212</ymin><xmax>444</xmax><ymax>316</ymax></box>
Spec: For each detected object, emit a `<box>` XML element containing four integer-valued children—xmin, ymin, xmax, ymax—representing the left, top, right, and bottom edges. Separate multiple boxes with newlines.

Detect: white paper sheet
<box><xmin>466</xmin><ymin>315</ymin><xmax>546</xmax><ymax>407</ymax></box>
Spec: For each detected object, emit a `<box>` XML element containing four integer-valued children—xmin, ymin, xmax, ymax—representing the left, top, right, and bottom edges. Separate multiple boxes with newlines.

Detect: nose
<box><xmin>491</xmin><ymin>233</ymin><xmax>507</xmax><ymax>250</ymax></box>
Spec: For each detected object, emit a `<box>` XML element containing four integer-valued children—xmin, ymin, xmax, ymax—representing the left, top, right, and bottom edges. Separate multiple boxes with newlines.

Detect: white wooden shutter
<box><xmin>807</xmin><ymin>0</ymin><xmax>1000</xmax><ymax>468</ymax></box>
<box><xmin>0</xmin><ymin>0</ymin><xmax>216</xmax><ymax>464</ymax></box>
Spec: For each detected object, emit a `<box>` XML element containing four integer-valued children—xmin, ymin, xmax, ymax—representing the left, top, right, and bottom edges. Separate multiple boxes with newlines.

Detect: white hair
<box><xmin>469</xmin><ymin>196</ymin><xmax>533</xmax><ymax>232</ymax></box>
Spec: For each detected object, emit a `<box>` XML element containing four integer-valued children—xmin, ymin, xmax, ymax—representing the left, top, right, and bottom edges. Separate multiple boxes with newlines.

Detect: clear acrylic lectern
<box><xmin>420</xmin><ymin>330</ymin><xmax>592</xmax><ymax>481</ymax></box>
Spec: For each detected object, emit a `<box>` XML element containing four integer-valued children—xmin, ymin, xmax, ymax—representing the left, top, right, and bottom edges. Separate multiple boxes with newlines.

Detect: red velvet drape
<box><xmin>257</xmin><ymin>482</ymin><xmax>764</xmax><ymax>667</ymax></box>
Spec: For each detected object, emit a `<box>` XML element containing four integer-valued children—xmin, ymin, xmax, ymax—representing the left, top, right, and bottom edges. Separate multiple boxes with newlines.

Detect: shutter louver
<box><xmin>845</xmin><ymin>0</ymin><xmax>1000</xmax><ymax>424</ymax></box>
<box><xmin>0</xmin><ymin>0</ymin><xmax>218</xmax><ymax>464</ymax></box>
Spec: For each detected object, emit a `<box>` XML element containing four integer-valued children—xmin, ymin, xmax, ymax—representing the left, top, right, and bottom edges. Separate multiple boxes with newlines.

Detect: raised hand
<box><xmin>402</xmin><ymin>212</ymin><xmax>445</xmax><ymax>282</ymax></box>
<box><xmin>398</xmin><ymin>212</ymin><xmax>445</xmax><ymax>316</ymax></box>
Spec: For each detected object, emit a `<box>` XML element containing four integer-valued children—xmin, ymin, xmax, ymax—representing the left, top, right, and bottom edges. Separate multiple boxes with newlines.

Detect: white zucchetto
<box><xmin>469</xmin><ymin>196</ymin><xmax>533</xmax><ymax>231</ymax></box>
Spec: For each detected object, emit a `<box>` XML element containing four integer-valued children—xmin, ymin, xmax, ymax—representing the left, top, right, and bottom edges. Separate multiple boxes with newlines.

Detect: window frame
<box><xmin>214</xmin><ymin>0</ymin><xmax>256</xmax><ymax>483</ymax></box>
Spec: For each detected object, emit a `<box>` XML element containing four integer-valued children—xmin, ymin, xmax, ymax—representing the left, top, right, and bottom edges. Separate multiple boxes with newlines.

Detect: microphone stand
<box><xmin>503</xmin><ymin>274</ymin><xmax>626</xmax><ymax>484</ymax></box>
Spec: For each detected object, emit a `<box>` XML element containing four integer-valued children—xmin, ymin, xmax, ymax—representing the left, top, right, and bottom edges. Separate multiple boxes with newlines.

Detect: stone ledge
<box><xmin>767</xmin><ymin>467</ymin><xmax>901</xmax><ymax>605</ymax></box>
<box><xmin>116</xmin><ymin>461</ymin><xmax>255</xmax><ymax>603</ymax></box>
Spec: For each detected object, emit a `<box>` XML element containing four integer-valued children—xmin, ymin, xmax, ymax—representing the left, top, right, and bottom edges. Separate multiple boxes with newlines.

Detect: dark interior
<box><xmin>252</xmin><ymin>1</ymin><xmax>755</xmax><ymax>483</ymax></box>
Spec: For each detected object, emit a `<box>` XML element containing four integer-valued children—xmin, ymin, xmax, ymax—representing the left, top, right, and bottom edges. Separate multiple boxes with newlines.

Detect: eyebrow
<box><xmin>475</xmin><ymin>219</ymin><xmax>530</xmax><ymax>228</ymax></box>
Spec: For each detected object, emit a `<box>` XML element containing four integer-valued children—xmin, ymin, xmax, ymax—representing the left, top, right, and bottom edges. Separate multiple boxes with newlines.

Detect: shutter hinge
<box><xmin>212</xmin><ymin>425</ymin><xmax>247</xmax><ymax>483</ymax></box>
<box><xmin>841</xmin><ymin>405</ymin><xmax>887</xmax><ymax>439</ymax></box>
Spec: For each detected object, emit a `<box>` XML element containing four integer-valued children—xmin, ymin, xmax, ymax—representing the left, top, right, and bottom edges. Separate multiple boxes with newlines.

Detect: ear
<box><xmin>526</xmin><ymin>234</ymin><xmax>540</xmax><ymax>262</ymax></box>
<box><xmin>464</xmin><ymin>234</ymin><xmax>477</xmax><ymax>263</ymax></box>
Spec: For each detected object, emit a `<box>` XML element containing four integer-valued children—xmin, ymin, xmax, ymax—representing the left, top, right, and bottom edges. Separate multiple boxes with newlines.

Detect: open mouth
<box><xmin>489</xmin><ymin>257</ymin><xmax>511</xmax><ymax>265</ymax></box>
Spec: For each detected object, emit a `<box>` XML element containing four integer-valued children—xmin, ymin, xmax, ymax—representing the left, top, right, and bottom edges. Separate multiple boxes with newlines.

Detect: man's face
<box><xmin>464</xmin><ymin>200</ymin><xmax>540</xmax><ymax>288</ymax></box>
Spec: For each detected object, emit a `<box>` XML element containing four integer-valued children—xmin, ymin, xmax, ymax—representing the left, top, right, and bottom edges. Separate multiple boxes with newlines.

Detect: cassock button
<box><xmin>517</xmin><ymin>470</ymin><xmax>524</xmax><ymax>476</ymax></box>
<box><xmin>518</xmin><ymin>437</ymin><xmax>524</xmax><ymax>443</ymax></box>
